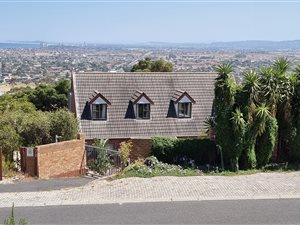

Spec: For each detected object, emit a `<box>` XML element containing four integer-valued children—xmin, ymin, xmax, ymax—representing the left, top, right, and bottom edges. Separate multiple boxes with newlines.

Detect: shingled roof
<box><xmin>130</xmin><ymin>90</ymin><xmax>154</xmax><ymax>105</ymax></box>
<box><xmin>171</xmin><ymin>89</ymin><xmax>196</xmax><ymax>104</ymax></box>
<box><xmin>88</xmin><ymin>90</ymin><xmax>111</xmax><ymax>105</ymax></box>
<box><xmin>71</xmin><ymin>72</ymin><xmax>217</xmax><ymax>139</ymax></box>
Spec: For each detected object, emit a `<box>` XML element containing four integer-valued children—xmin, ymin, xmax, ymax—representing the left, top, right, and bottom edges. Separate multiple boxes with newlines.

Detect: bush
<box><xmin>152</xmin><ymin>137</ymin><xmax>178</xmax><ymax>163</ymax></box>
<box><xmin>291</xmin><ymin>119</ymin><xmax>300</xmax><ymax>162</ymax></box>
<box><xmin>0</xmin><ymin>108</ymin><xmax>78</xmax><ymax>161</ymax></box>
<box><xmin>90</xmin><ymin>139</ymin><xmax>111</xmax><ymax>175</ymax></box>
<box><xmin>255</xmin><ymin>117</ymin><xmax>278</xmax><ymax>168</ymax></box>
<box><xmin>4</xmin><ymin>204</ymin><xmax>27</xmax><ymax>225</ymax></box>
<box><xmin>119</xmin><ymin>156</ymin><xmax>200</xmax><ymax>178</ymax></box>
<box><xmin>151</xmin><ymin>137</ymin><xmax>217</xmax><ymax>166</ymax></box>
<box><xmin>48</xmin><ymin>109</ymin><xmax>78</xmax><ymax>143</ymax></box>
<box><xmin>0</xmin><ymin>125</ymin><xmax>21</xmax><ymax>162</ymax></box>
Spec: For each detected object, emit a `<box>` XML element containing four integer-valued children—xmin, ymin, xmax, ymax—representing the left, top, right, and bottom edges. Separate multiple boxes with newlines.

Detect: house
<box><xmin>69</xmin><ymin>72</ymin><xmax>217</xmax><ymax>159</ymax></box>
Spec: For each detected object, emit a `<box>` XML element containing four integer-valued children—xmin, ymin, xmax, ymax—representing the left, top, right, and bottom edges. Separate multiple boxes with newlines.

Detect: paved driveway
<box><xmin>0</xmin><ymin>177</ymin><xmax>93</xmax><ymax>193</ymax></box>
<box><xmin>0</xmin><ymin>172</ymin><xmax>300</xmax><ymax>208</ymax></box>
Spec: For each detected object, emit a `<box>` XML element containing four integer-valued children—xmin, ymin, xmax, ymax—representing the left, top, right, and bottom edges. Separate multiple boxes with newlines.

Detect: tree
<box><xmin>214</xmin><ymin>59</ymin><xmax>288</xmax><ymax>170</ymax></box>
<box><xmin>231</xmin><ymin>108</ymin><xmax>246</xmax><ymax>171</ymax></box>
<box><xmin>0</xmin><ymin>125</ymin><xmax>21</xmax><ymax>162</ymax></box>
<box><xmin>19</xmin><ymin>111</ymin><xmax>51</xmax><ymax>146</ymax></box>
<box><xmin>28</xmin><ymin>84</ymin><xmax>67</xmax><ymax>111</ymax></box>
<box><xmin>48</xmin><ymin>109</ymin><xmax>78</xmax><ymax>143</ymax></box>
<box><xmin>255</xmin><ymin>116</ymin><xmax>278</xmax><ymax>167</ymax></box>
<box><xmin>214</xmin><ymin>63</ymin><xmax>237</xmax><ymax>168</ymax></box>
<box><xmin>0</xmin><ymin>96</ymin><xmax>36</xmax><ymax>114</ymax></box>
<box><xmin>131</xmin><ymin>58</ymin><xmax>173</xmax><ymax>72</ymax></box>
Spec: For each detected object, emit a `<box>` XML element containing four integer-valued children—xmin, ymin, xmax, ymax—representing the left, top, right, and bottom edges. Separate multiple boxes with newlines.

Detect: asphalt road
<box><xmin>0</xmin><ymin>199</ymin><xmax>300</xmax><ymax>224</ymax></box>
<box><xmin>0</xmin><ymin>177</ymin><xmax>92</xmax><ymax>193</ymax></box>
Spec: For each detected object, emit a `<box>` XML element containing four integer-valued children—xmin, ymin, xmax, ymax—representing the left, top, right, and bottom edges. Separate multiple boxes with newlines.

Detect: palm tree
<box><xmin>214</xmin><ymin>63</ymin><xmax>237</xmax><ymax>169</ymax></box>
<box><xmin>231</xmin><ymin>108</ymin><xmax>246</xmax><ymax>171</ymax></box>
<box><xmin>242</xmin><ymin>103</ymin><xmax>271</xmax><ymax>169</ymax></box>
<box><xmin>240</xmin><ymin>70</ymin><xmax>260</xmax><ymax>123</ymax></box>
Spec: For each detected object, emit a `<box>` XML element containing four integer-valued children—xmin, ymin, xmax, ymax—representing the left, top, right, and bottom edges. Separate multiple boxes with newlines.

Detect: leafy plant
<box><xmin>90</xmin><ymin>139</ymin><xmax>111</xmax><ymax>175</ymax></box>
<box><xmin>118</xmin><ymin>156</ymin><xmax>201</xmax><ymax>178</ymax></box>
<box><xmin>119</xmin><ymin>140</ymin><xmax>133</xmax><ymax>169</ymax></box>
<box><xmin>151</xmin><ymin>137</ymin><xmax>217</xmax><ymax>166</ymax></box>
<box><xmin>4</xmin><ymin>204</ymin><xmax>28</xmax><ymax>225</ymax></box>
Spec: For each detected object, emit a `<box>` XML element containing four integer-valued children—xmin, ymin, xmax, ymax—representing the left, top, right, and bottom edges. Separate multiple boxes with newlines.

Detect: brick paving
<box><xmin>1</xmin><ymin>172</ymin><xmax>300</xmax><ymax>208</ymax></box>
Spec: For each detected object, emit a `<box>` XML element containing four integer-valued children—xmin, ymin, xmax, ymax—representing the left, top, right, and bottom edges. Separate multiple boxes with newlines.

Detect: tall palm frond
<box><xmin>216</xmin><ymin>63</ymin><xmax>233</xmax><ymax>82</ymax></box>
<box><xmin>294</xmin><ymin>64</ymin><xmax>300</xmax><ymax>77</ymax></box>
<box><xmin>231</xmin><ymin>108</ymin><xmax>246</xmax><ymax>133</ymax></box>
<box><xmin>273</xmin><ymin>57</ymin><xmax>289</xmax><ymax>75</ymax></box>
<box><xmin>243</xmin><ymin>70</ymin><xmax>260</xmax><ymax>103</ymax></box>
<box><xmin>254</xmin><ymin>103</ymin><xmax>271</xmax><ymax>136</ymax></box>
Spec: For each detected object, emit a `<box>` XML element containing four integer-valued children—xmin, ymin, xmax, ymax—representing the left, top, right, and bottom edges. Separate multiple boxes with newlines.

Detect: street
<box><xmin>1</xmin><ymin>199</ymin><xmax>300</xmax><ymax>224</ymax></box>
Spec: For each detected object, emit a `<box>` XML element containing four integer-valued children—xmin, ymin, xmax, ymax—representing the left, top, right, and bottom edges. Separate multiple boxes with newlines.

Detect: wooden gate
<box><xmin>20</xmin><ymin>147</ymin><xmax>37</xmax><ymax>177</ymax></box>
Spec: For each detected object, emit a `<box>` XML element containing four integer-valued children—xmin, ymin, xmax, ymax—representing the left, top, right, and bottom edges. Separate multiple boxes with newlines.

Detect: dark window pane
<box><xmin>92</xmin><ymin>104</ymin><xmax>107</xmax><ymax>120</ymax></box>
<box><xmin>137</xmin><ymin>103</ymin><xmax>150</xmax><ymax>119</ymax></box>
<box><xmin>178</xmin><ymin>103</ymin><xmax>191</xmax><ymax>118</ymax></box>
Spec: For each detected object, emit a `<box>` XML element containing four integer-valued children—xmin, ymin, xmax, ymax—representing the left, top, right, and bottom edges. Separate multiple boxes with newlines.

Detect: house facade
<box><xmin>69</xmin><ymin>72</ymin><xmax>217</xmax><ymax>159</ymax></box>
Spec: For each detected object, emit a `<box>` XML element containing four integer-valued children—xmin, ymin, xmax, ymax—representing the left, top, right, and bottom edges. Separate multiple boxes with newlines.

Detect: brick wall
<box><xmin>89</xmin><ymin>138</ymin><xmax>152</xmax><ymax>161</ymax></box>
<box><xmin>130</xmin><ymin>139</ymin><xmax>152</xmax><ymax>160</ymax></box>
<box><xmin>36</xmin><ymin>133</ymin><xmax>86</xmax><ymax>179</ymax></box>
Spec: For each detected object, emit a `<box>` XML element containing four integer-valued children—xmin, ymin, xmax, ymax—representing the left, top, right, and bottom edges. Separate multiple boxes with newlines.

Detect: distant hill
<box><xmin>2</xmin><ymin>40</ymin><xmax>300</xmax><ymax>51</ymax></box>
<box><xmin>141</xmin><ymin>40</ymin><xmax>300</xmax><ymax>51</ymax></box>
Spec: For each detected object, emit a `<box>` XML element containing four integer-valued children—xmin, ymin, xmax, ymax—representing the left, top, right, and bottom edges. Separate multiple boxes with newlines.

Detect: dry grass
<box><xmin>0</xmin><ymin>83</ymin><xmax>35</xmax><ymax>93</ymax></box>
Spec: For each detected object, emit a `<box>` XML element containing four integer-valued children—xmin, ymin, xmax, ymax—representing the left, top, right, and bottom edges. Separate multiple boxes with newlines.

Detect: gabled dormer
<box><xmin>89</xmin><ymin>90</ymin><xmax>111</xmax><ymax>120</ymax></box>
<box><xmin>171</xmin><ymin>90</ymin><xmax>196</xmax><ymax>118</ymax></box>
<box><xmin>131</xmin><ymin>90</ymin><xmax>154</xmax><ymax>119</ymax></box>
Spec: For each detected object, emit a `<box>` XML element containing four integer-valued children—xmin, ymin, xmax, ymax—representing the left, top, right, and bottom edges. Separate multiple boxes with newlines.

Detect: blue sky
<box><xmin>1</xmin><ymin>0</ymin><xmax>300</xmax><ymax>43</ymax></box>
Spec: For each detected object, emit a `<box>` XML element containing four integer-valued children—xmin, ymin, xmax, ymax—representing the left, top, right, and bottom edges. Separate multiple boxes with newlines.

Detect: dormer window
<box><xmin>178</xmin><ymin>102</ymin><xmax>191</xmax><ymax>118</ymax></box>
<box><xmin>131</xmin><ymin>90</ymin><xmax>154</xmax><ymax>120</ymax></box>
<box><xmin>88</xmin><ymin>90</ymin><xmax>111</xmax><ymax>121</ymax></box>
<box><xmin>137</xmin><ymin>103</ymin><xmax>150</xmax><ymax>119</ymax></box>
<box><xmin>92</xmin><ymin>104</ymin><xmax>107</xmax><ymax>120</ymax></box>
<box><xmin>172</xmin><ymin>90</ymin><xmax>195</xmax><ymax>119</ymax></box>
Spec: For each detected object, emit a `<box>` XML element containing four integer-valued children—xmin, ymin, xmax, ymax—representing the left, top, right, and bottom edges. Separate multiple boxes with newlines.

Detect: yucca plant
<box><xmin>4</xmin><ymin>204</ymin><xmax>27</xmax><ymax>225</ymax></box>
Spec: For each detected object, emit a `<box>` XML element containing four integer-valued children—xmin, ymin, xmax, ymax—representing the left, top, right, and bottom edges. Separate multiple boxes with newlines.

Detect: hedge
<box><xmin>151</xmin><ymin>137</ymin><xmax>217</xmax><ymax>166</ymax></box>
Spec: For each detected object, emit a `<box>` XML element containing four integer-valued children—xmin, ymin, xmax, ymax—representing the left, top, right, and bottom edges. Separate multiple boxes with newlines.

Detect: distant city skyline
<box><xmin>1</xmin><ymin>0</ymin><xmax>300</xmax><ymax>43</ymax></box>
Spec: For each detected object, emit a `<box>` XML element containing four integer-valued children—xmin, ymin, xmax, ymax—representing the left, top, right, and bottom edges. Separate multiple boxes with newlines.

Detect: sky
<box><xmin>0</xmin><ymin>0</ymin><xmax>300</xmax><ymax>43</ymax></box>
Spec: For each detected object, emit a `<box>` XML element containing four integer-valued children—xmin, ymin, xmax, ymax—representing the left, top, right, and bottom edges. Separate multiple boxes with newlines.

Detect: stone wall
<box><xmin>36</xmin><ymin>133</ymin><xmax>86</xmax><ymax>179</ymax></box>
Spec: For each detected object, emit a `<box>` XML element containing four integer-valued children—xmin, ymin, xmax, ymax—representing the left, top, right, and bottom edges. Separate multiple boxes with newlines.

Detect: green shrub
<box><xmin>255</xmin><ymin>117</ymin><xmax>278</xmax><ymax>168</ymax></box>
<box><xmin>151</xmin><ymin>137</ymin><xmax>217</xmax><ymax>166</ymax></box>
<box><xmin>4</xmin><ymin>204</ymin><xmax>27</xmax><ymax>225</ymax></box>
<box><xmin>90</xmin><ymin>139</ymin><xmax>111</xmax><ymax>175</ymax></box>
<box><xmin>48</xmin><ymin>108</ymin><xmax>78</xmax><ymax>143</ymax></box>
<box><xmin>119</xmin><ymin>156</ymin><xmax>201</xmax><ymax>178</ymax></box>
<box><xmin>151</xmin><ymin>137</ymin><xmax>178</xmax><ymax>163</ymax></box>
<box><xmin>291</xmin><ymin>119</ymin><xmax>300</xmax><ymax>162</ymax></box>
<box><xmin>119</xmin><ymin>140</ymin><xmax>133</xmax><ymax>169</ymax></box>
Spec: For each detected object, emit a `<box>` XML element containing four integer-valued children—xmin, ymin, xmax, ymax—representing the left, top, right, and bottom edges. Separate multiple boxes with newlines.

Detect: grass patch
<box><xmin>116</xmin><ymin>156</ymin><xmax>300</xmax><ymax>179</ymax></box>
<box><xmin>117</xmin><ymin>156</ymin><xmax>202</xmax><ymax>179</ymax></box>
<box><xmin>262</xmin><ymin>162</ymin><xmax>300</xmax><ymax>172</ymax></box>
<box><xmin>205</xmin><ymin>169</ymin><xmax>261</xmax><ymax>176</ymax></box>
